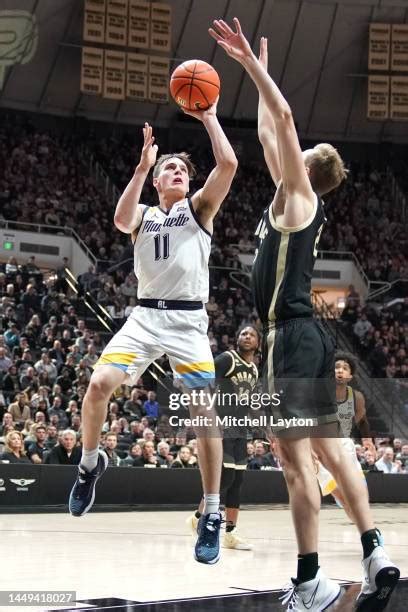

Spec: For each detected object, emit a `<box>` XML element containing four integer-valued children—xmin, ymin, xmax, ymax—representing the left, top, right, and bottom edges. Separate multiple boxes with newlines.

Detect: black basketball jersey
<box><xmin>215</xmin><ymin>349</ymin><xmax>259</xmax><ymax>400</ymax></box>
<box><xmin>215</xmin><ymin>350</ymin><xmax>259</xmax><ymax>437</ymax></box>
<box><xmin>252</xmin><ymin>194</ymin><xmax>326</xmax><ymax>325</ymax></box>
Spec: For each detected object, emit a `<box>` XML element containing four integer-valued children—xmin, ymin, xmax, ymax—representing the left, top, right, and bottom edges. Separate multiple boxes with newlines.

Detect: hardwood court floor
<box><xmin>1</xmin><ymin>504</ymin><xmax>407</xmax><ymax>611</ymax></box>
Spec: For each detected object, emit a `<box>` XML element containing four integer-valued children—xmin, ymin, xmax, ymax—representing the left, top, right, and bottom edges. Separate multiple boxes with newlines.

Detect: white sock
<box><xmin>81</xmin><ymin>448</ymin><xmax>99</xmax><ymax>472</ymax></box>
<box><xmin>203</xmin><ymin>493</ymin><xmax>220</xmax><ymax>515</ymax></box>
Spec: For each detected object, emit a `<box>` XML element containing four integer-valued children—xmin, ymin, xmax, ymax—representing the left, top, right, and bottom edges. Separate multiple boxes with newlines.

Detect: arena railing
<box><xmin>89</xmin><ymin>153</ymin><xmax>121</xmax><ymax>208</ymax></box>
<box><xmin>209</xmin><ymin>265</ymin><xmax>252</xmax><ymax>293</ymax></box>
<box><xmin>368</xmin><ymin>281</ymin><xmax>392</xmax><ymax>301</ymax></box>
<box><xmin>229</xmin><ymin>270</ymin><xmax>251</xmax><ymax>292</ymax></box>
<box><xmin>366</xmin><ymin>282</ymin><xmax>408</xmax><ymax>311</ymax></box>
<box><xmin>231</xmin><ymin>244</ymin><xmax>373</xmax><ymax>294</ymax></box>
<box><xmin>316</xmin><ymin>250</ymin><xmax>371</xmax><ymax>290</ymax></box>
<box><xmin>368</xmin><ymin>277</ymin><xmax>408</xmax><ymax>301</ymax></box>
<box><xmin>105</xmin><ymin>258</ymin><xmax>254</xmax><ymax>293</ymax></box>
<box><xmin>1</xmin><ymin>219</ymin><xmax>96</xmax><ymax>264</ymax></box>
<box><xmin>0</xmin><ymin>218</ymin><xmax>114</xmax><ymax>274</ymax></box>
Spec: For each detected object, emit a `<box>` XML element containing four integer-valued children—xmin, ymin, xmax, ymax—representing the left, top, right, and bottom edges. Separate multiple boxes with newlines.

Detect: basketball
<box><xmin>169</xmin><ymin>60</ymin><xmax>220</xmax><ymax>111</ymax></box>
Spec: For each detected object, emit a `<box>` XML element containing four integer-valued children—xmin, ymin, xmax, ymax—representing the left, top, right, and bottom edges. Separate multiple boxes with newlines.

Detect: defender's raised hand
<box><xmin>139</xmin><ymin>123</ymin><xmax>158</xmax><ymax>171</ymax></box>
<box><xmin>209</xmin><ymin>18</ymin><xmax>253</xmax><ymax>65</ymax></box>
<box><xmin>259</xmin><ymin>36</ymin><xmax>268</xmax><ymax>70</ymax></box>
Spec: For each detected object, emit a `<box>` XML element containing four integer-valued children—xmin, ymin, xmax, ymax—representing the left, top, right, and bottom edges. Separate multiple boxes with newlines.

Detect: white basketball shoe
<box><xmin>280</xmin><ymin>568</ymin><xmax>341</xmax><ymax>611</ymax></box>
<box><xmin>356</xmin><ymin>546</ymin><xmax>400</xmax><ymax>611</ymax></box>
<box><xmin>222</xmin><ymin>530</ymin><xmax>253</xmax><ymax>550</ymax></box>
<box><xmin>186</xmin><ymin>513</ymin><xmax>199</xmax><ymax>536</ymax></box>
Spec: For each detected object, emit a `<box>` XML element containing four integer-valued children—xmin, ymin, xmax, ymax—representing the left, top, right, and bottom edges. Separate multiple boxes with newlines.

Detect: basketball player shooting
<box><xmin>210</xmin><ymin>18</ymin><xmax>399</xmax><ymax>611</ymax></box>
<box><xmin>69</xmin><ymin>101</ymin><xmax>238</xmax><ymax>566</ymax></box>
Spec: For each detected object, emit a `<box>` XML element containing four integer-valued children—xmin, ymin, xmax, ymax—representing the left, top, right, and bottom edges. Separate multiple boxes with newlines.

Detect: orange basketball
<box><xmin>170</xmin><ymin>60</ymin><xmax>220</xmax><ymax>111</ymax></box>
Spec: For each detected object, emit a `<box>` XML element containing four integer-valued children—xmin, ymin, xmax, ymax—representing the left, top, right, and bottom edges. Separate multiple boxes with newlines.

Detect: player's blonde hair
<box><xmin>305</xmin><ymin>144</ymin><xmax>348</xmax><ymax>195</ymax></box>
<box><xmin>153</xmin><ymin>152</ymin><xmax>196</xmax><ymax>179</ymax></box>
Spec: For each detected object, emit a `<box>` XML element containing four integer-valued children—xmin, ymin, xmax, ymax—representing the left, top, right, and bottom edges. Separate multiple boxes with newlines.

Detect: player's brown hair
<box><xmin>335</xmin><ymin>351</ymin><xmax>356</xmax><ymax>376</ymax></box>
<box><xmin>153</xmin><ymin>152</ymin><xmax>196</xmax><ymax>179</ymax></box>
<box><xmin>305</xmin><ymin>144</ymin><xmax>348</xmax><ymax>196</ymax></box>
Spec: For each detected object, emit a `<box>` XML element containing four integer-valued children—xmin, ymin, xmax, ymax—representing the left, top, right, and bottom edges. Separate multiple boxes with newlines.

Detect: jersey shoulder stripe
<box><xmin>188</xmin><ymin>198</ymin><xmax>212</xmax><ymax>238</ymax></box>
<box><xmin>267</xmin><ymin>193</ymin><xmax>319</xmax><ymax>234</ymax></box>
<box><xmin>224</xmin><ymin>351</ymin><xmax>236</xmax><ymax>377</ymax></box>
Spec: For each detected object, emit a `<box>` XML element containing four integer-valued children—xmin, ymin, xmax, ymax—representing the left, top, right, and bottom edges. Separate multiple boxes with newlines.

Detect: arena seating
<box><xmin>1</xmin><ymin>112</ymin><xmax>407</xmax><ymax>468</ymax></box>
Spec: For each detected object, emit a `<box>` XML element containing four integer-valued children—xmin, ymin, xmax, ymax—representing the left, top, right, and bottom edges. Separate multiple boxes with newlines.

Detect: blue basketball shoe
<box><xmin>194</xmin><ymin>512</ymin><xmax>222</xmax><ymax>564</ymax></box>
<box><xmin>69</xmin><ymin>450</ymin><xmax>108</xmax><ymax>516</ymax></box>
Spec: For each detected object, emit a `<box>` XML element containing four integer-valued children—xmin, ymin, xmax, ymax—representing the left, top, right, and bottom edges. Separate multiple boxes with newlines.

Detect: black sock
<box><xmin>226</xmin><ymin>522</ymin><xmax>235</xmax><ymax>533</ymax></box>
<box><xmin>194</xmin><ymin>510</ymin><xmax>201</xmax><ymax>519</ymax></box>
<box><xmin>361</xmin><ymin>529</ymin><xmax>381</xmax><ymax>559</ymax></box>
<box><xmin>297</xmin><ymin>553</ymin><xmax>319</xmax><ymax>583</ymax></box>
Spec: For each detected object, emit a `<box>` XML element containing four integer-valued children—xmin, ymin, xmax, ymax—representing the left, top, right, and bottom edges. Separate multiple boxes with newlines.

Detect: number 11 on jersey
<box><xmin>154</xmin><ymin>233</ymin><xmax>170</xmax><ymax>260</ymax></box>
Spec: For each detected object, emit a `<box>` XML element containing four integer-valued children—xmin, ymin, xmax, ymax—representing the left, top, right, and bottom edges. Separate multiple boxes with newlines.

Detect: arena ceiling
<box><xmin>1</xmin><ymin>0</ymin><xmax>408</xmax><ymax>143</ymax></box>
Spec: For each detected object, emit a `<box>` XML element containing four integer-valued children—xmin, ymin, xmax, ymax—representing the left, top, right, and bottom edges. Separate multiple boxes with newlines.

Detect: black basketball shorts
<box><xmin>263</xmin><ymin>317</ymin><xmax>339</xmax><ymax>433</ymax></box>
<box><xmin>222</xmin><ymin>437</ymin><xmax>248</xmax><ymax>470</ymax></box>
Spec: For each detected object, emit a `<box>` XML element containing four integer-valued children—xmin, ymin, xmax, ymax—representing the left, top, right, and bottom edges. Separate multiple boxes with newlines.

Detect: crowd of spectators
<box><xmin>77</xmin><ymin>131</ymin><xmax>408</xmax><ymax>373</ymax></box>
<box><xmin>340</xmin><ymin>284</ymin><xmax>408</xmax><ymax>413</ymax></box>
<box><xmin>319</xmin><ymin>165</ymin><xmax>407</xmax><ymax>282</ymax></box>
<box><xmin>90</xmin><ymin>131</ymin><xmax>408</xmax><ymax>279</ymax></box>
<box><xmin>3</xmin><ymin>113</ymin><xmax>406</xmax><ymax>278</ymax></box>
<box><xmin>1</xmin><ymin>111</ymin><xmax>407</xmax><ymax>472</ymax></box>
<box><xmin>0</xmin><ymin>113</ymin><xmax>124</xmax><ymax>262</ymax></box>
<box><xmin>0</xmin><ymin>252</ymin><xmax>260</xmax><ymax>466</ymax></box>
<box><xmin>247</xmin><ymin>437</ymin><xmax>408</xmax><ymax>473</ymax></box>
<box><xmin>2</xmin><ymin>255</ymin><xmax>404</xmax><ymax>471</ymax></box>
<box><xmin>3</xmin><ymin>254</ymin><xmax>405</xmax><ymax>472</ymax></box>
<box><xmin>355</xmin><ymin>438</ymin><xmax>408</xmax><ymax>473</ymax></box>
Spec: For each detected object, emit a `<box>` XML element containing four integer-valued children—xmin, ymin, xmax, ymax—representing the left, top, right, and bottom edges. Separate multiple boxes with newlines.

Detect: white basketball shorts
<box><xmin>93</xmin><ymin>305</ymin><xmax>214</xmax><ymax>388</ymax></box>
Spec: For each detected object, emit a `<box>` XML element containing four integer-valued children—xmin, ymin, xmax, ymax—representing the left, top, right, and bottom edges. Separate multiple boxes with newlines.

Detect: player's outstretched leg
<box><xmin>69</xmin><ymin>366</ymin><xmax>125</xmax><ymax>516</ymax></box>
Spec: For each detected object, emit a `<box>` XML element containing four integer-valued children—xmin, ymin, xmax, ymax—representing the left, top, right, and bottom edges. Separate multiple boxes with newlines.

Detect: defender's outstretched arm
<box><xmin>210</xmin><ymin>19</ymin><xmax>315</xmax><ymax>226</ymax></box>
<box><xmin>257</xmin><ymin>37</ymin><xmax>281</xmax><ymax>187</ymax></box>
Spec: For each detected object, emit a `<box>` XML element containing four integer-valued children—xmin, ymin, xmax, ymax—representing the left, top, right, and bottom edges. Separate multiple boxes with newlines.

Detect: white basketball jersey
<box><xmin>338</xmin><ymin>386</ymin><xmax>355</xmax><ymax>438</ymax></box>
<box><xmin>134</xmin><ymin>198</ymin><xmax>211</xmax><ymax>302</ymax></box>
